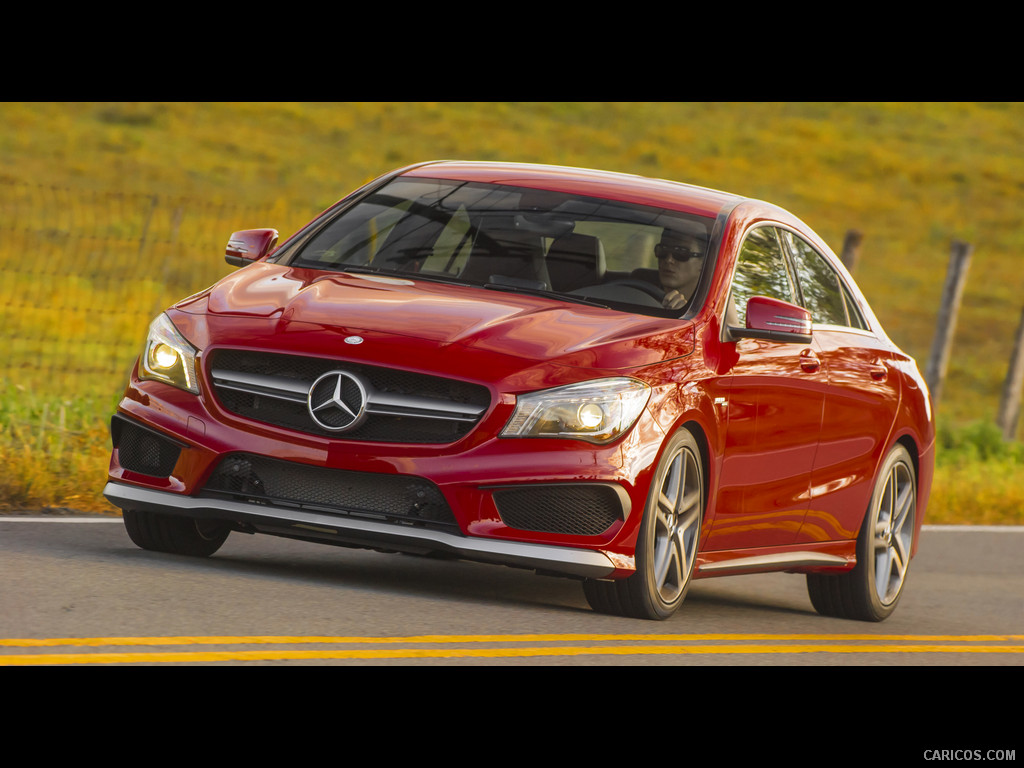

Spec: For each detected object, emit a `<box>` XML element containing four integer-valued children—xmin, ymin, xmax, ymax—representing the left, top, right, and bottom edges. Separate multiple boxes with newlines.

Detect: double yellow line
<box><xmin>2</xmin><ymin>634</ymin><xmax>1023</xmax><ymax>664</ymax></box>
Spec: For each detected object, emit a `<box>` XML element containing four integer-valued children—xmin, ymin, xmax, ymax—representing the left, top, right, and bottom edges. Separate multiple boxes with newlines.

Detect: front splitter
<box><xmin>103</xmin><ymin>481</ymin><xmax>619</xmax><ymax>580</ymax></box>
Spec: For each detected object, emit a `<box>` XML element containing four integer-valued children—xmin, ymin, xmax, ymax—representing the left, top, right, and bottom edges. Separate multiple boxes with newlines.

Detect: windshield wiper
<box><xmin>483</xmin><ymin>280</ymin><xmax>609</xmax><ymax>309</ymax></box>
<box><xmin>338</xmin><ymin>265</ymin><xmax>608</xmax><ymax>306</ymax></box>
<box><xmin>339</xmin><ymin>264</ymin><xmax>474</xmax><ymax>287</ymax></box>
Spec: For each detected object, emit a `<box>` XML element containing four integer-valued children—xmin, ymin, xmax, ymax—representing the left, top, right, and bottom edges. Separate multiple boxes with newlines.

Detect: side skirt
<box><xmin>695</xmin><ymin>545</ymin><xmax>854</xmax><ymax>578</ymax></box>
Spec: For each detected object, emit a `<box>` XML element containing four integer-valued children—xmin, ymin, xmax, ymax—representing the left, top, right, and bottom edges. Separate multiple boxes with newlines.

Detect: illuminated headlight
<box><xmin>501</xmin><ymin>378</ymin><xmax>650</xmax><ymax>444</ymax></box>
<box><xmin>139</xmin><ymin>314</ymin><xmax>200</xmax><ymax>394</ymax></box>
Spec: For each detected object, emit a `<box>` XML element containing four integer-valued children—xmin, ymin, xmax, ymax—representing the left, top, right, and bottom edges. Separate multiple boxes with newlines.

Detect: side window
<box><xmin>729</xmin><ymin>226</ymin><xmax>796</xmax><ymax>325</ymax></box>
<box><xmin>782</xmin><ymin>231</ymin><xmax>848</xmax><ymax>326</ymax></box>
<box><xmin>783</xmin><ymin>231</ymin><xmax>869</xmax><ymax>330</ymax></box>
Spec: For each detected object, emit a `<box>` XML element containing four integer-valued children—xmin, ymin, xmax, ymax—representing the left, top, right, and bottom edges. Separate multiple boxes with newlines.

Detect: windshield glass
<box><xmin>287</xmin><ymin>176</ymin><xmax>715</xmax><ymax>316</ymax></box>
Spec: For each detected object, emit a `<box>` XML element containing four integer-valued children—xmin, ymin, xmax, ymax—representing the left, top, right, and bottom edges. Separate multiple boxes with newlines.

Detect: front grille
<box><xmin>207</xmin><ymin>349</ymin><xmax>490</xmax><ymax>443</ymax></box>
<box><xmin>202</xmin><ymin>453</ymin><xmax>459</xmax><ymax>531</ymax></box>
<box><xmin>493</xmin><ymin>484</ymin><xmax>624</xmax><ymax>536</ymax></box>
<box><xmin>112</xmin><ymin>416</ymin><xmax>182</xmax><ymax>478</ymax></box>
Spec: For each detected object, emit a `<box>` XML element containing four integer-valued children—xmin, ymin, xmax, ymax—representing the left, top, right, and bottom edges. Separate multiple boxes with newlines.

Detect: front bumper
<box><xmin>103</xmin><ymin>480</ymin><xmax>622</xmax><ymax>579</ymax></box>
<box><xmin>106</xmin><ymin>370</ymin><xmax>660</xmax><ymax>579</ymax></box>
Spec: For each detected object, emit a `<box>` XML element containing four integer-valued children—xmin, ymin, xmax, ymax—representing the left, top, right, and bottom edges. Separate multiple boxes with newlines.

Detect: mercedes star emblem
<box><xmin>307</xmin><ymin>370</ymin><xmax>369</xmax><ymax>432</ymax></box>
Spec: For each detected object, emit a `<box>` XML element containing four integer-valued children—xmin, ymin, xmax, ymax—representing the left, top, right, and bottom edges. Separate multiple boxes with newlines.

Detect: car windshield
<box><xmin>287</xmin><ymin>176</ymin><xmax>715</xmax><ymax>317</ymax></box>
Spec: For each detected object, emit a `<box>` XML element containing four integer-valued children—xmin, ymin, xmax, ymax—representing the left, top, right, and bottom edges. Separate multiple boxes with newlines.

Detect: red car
<box><xmin>104</xmin><ymin>161</ymin><xmax>934</xmax><ymax>621</ymax></box>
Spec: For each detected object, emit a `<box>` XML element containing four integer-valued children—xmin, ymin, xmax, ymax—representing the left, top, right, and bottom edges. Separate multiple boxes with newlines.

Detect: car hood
<box><xmin>173</xmin><ymin>263</ymin><xmax>693</xmax><ymax>373</ymax></box>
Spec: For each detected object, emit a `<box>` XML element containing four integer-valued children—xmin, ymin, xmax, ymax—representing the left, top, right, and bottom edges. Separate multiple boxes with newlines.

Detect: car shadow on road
<box><xmin>683</xmin><ymin>570</ymin><xmax>824</xmax><ymax>620</ymax></box>
<box><xmin>121</xmin><ymin>537</ymin><xmax>598</xmax><ymax>614</ymax></box>
<box><xmin>147</xmin><ymin>542</ymin><xmax>828</xmax><ymax>621</ymax></box>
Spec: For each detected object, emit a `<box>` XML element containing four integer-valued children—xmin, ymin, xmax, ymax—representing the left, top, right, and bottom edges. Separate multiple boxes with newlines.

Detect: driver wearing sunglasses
<box><xmin>655</xmin><ymin>228</ymin><xmax>706</xmax><ymax>309</ymax></box>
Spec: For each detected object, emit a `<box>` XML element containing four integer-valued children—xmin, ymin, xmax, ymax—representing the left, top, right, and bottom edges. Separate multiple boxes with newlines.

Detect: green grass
<box><xmin>1</xmin><ymin>101</ymin><xmax>1022</xmax><ymax>521</ymax></box>
<box><xmin>932</xmin><ymin>422</ymin><xmax>1024</xmax><ymax>525</ymax></box>
<box><xmin>0</xmin><ymin>383</ymin><xmax>119</xmax><ymax>513</ymax></box>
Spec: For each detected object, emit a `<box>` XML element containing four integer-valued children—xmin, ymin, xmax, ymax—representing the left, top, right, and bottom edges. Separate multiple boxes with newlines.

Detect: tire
<box><xmin>807</xmin><ymin>444</ymin><xmax>917</xmax><ymax>621</ymax></box>
<box><xmin>122</xmin><ymin>509</ymin><xmax>230</xmax><ymax>558</ymax></box>
<box><xmin>583</xmin><ymin>429</ymin><xmax>704</xmax><ymax>620</ymax></box>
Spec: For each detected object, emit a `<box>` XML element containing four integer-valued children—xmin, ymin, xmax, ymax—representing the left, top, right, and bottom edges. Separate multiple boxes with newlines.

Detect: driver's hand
<box><xmin>662</xmin><ymin>290</ymin><xmax>686</xmax><ymax>309</ymax></box>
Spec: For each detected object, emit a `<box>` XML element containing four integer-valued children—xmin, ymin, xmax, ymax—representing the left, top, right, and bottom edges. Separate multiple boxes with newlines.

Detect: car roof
<box><xmin>399</xmin><ymin>160</ymin><xmax>746</xmax><ymax>219</ymax></box>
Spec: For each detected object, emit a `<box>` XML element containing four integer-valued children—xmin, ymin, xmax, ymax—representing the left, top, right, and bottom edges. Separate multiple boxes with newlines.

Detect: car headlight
<box><xmin>139</xmin><ymin>314</ymin><xmax>200</xmax><ymax>394</ymax></box>
<box><xmin>501</xmin><ymin>378</ymin><xmax>650</xmax><ymax>444</ymax></box>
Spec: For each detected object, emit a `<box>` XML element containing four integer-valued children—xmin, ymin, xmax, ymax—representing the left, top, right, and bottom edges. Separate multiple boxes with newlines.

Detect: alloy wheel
<box><xmin>872</xmin><ymin>458</ymin><xmax>915</xmax><ymax>606</ymax></box>
<box><xmin>650</xmin><ymin>441</ymin><xmax>703</xmax><ymax>605</ymax></box>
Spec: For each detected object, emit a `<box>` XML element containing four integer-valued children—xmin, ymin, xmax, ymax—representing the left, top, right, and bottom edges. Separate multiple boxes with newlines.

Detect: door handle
<box><xmin>800</xmin><ymin>349</ymin><xmax>821</xmax><ymax>373</ymax></box>
<box><xmin>868</xmin><ymin>360</ymin><xmax>888</xmax><ymax>381</ymax></box>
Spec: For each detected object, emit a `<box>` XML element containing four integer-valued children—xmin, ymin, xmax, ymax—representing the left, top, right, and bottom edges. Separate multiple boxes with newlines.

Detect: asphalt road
<box><xmin>1</xmin><ymin>515</ymin><xmax>1021</xmax><ymax>666</ymax></box>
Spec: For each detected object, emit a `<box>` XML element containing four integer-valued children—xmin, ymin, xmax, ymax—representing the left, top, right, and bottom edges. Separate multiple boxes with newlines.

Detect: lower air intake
<box><xmin>493</xmin><ymin>484</ymin><xmax>624</xmax><ymax>536</ymax></box>
<box><xmin>112</xmin><ymin>417</ymin><xmax>182</xmax><ymax>478</ymax></box>
<box><xmin>202</xmin><ymin>453</ymin><xmax>459</xmax><ymax>532</ymax></box>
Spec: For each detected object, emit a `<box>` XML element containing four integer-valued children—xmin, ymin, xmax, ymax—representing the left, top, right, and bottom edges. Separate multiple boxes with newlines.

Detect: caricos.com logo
<box><xmin>923</xmin><ymin>750</ymin><xmax>1015</xmax><ymax>762</ymax></box>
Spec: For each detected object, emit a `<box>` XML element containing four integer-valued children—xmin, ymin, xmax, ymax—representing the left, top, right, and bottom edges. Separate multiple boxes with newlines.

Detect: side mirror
<box><xmin>730</xmin><ymin>295</ymin><xmax>813</xmax><ymax>344</ymax></box>
<box><xmin>225</xmin><ymin>228</ymin><xmax>279</xmax><ymax>267</ymax></box>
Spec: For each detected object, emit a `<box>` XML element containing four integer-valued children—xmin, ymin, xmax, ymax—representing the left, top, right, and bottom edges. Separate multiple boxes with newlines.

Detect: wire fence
<box><xmin>0</xmin><ymin>181</ymin><xmax>319</xmax><ymax>403</ymax></box>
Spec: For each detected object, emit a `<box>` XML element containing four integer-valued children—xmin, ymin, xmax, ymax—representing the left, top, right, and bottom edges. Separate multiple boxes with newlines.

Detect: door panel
<box><xmin>796</xmin><ymin>329</ymin><xmax>901</xmax><ymax>543</ymax></box>
<box><xmin>710</xmin><ymin>336</ymin><xmax>825</xmax><ymax>549</ymax></box>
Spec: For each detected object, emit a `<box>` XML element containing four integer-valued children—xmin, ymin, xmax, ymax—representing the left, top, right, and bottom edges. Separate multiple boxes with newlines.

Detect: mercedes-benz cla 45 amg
<box><xmin>104</xmin><ymin>161</ymin><xmax>934</xmax><ymax>620</ymax></box>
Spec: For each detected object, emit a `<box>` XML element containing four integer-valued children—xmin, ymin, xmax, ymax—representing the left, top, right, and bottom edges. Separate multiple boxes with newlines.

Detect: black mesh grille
<box><xmin>202</xmin><ymin>453</ymin><xmax>459</xmax><ymax>531</ymax></box>
<box><xmin>113</xmin><ymin>418</ymin><xmax>182</xmax><ymax>478</ymax></box>
<box><xmin>207</xmin><ymin>349</ymin><xmax>490</xmax><ymax>443</ymax></box>
<box><xmin>493</xmin><ymin>484</ymin><xmax>624</xmax><ymax>536</ymax></box>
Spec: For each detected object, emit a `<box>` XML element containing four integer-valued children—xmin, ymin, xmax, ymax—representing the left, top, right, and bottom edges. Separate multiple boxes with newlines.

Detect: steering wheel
<box><xmin>567</xmin><ymin>279</ymin><xmax>668</xmax><ymax>308</ymax></box>
<box><xmin>604</xmin><ymin>279</ymin><xmax>666</xmax><ymax>302</ymax></box>
<box><xmin>606</xmin><ymin>278</ymin><xmax>663</xmax><ymax>299</ymax></box>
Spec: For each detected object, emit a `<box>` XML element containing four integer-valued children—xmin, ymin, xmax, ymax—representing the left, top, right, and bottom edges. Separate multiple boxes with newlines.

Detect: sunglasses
<box><xmin>655</xmin><ymin>243</ymin><xmax>704</xmax><ymax>263</ymax></box>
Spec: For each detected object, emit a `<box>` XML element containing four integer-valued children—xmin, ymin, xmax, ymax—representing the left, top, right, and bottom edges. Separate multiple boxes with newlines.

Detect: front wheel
<box><xmin>807</xmin><ymin>443</ymin><xmax>917</xmax><ymax>621</ymax></box>
<box><xmin>583</xmin><ymin>429</ymin><xmax>704</xmax><ymax>620</ymax></box>
<box><xmin>123</xmin><ymin>509</ymin><xmax>230</xmax><ymax>558</ymax></box>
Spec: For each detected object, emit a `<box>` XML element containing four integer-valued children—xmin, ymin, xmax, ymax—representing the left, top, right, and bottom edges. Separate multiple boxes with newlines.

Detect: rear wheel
<box><xmin>122</xmin><ymin>509</ymin><xmax>230</xmax><ymax>558</ymax></box>
<box><xmin>584</xmin><ymin>429</ymin><xmax>704</xmax><ymax>620</ymax></box>
<box><xmin>807</xmin><ymin>443</ymin><xmax>916</xmax><ymax>621</ymax></box>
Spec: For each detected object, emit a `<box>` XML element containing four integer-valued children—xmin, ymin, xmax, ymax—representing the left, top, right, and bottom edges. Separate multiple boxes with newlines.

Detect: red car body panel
<box><xmin>104</xmin><ymin>160</ymin><xmax>934</xmax><ymax>597</ymax></box>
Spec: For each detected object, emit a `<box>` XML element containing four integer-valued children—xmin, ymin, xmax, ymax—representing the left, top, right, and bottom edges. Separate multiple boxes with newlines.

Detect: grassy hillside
<box><xmin>1</xmin><ymin>101</ymin><xmax>1022</xmax><ymax>521</ymax></box>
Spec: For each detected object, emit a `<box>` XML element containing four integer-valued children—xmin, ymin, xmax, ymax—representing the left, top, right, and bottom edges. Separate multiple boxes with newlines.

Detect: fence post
<box><xmin>138</xmin><ymin>194</ymin><xmax>158</xmax><ymax>258</ymax></box>
<box><xmin>996</xmin><ymin>306</ymin><xmax>1024</xmax><ymax>441</ymax></box>
<box><xmin>925</xmin><ymin>240</ymin><xmax>972</xmax><ymax>408</ymax></box>
<box><xmin>840</xmin><ymin>229</ymin><xmax>863</xmax><ymax>273</ymax></box>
